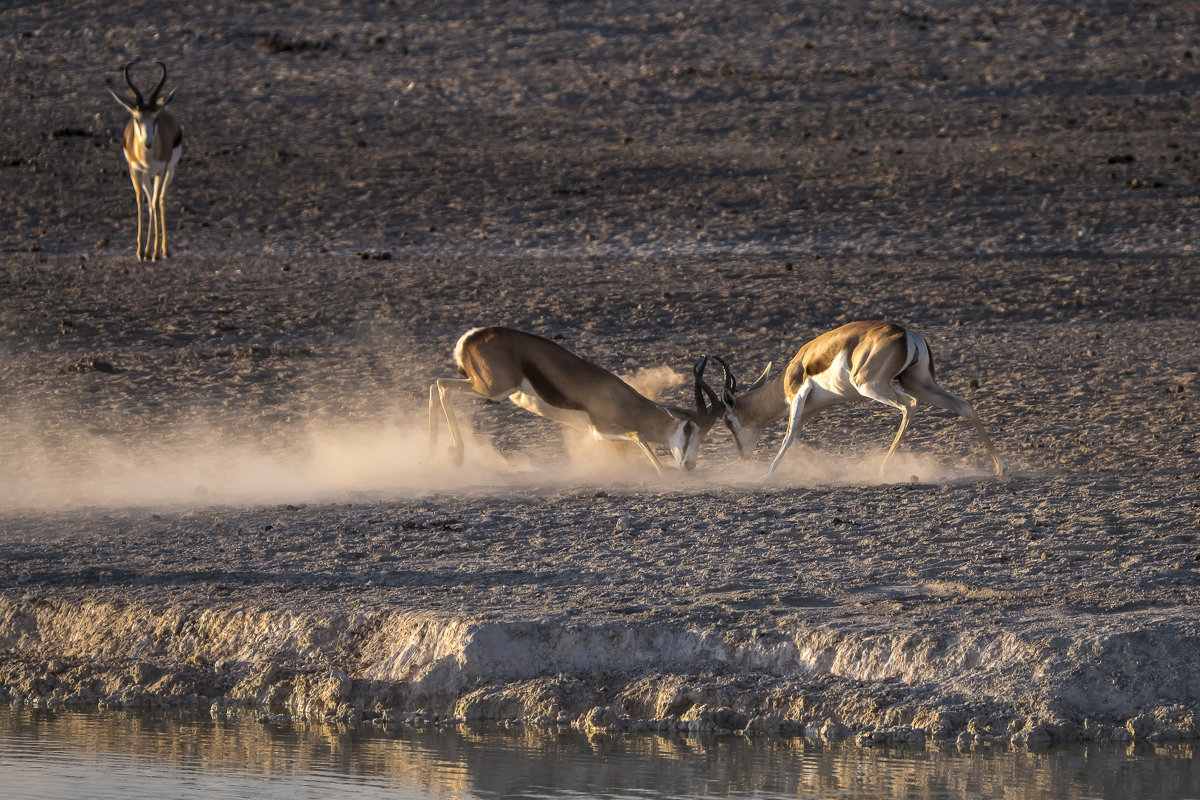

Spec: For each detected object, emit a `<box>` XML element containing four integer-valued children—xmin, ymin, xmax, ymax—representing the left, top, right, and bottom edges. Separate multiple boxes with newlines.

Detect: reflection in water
<box><xmin>1</xmin><ymin>707</ymin><xmax>1197</xmax><ymax>800</ymax></box>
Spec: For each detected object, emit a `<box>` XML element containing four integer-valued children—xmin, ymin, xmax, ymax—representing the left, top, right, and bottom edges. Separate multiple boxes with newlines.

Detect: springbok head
<box><xmin>108</xmin><ymin>61</ymin><xmax>176</xmax><ymax>149</ymax></box>
<box><xmin>712</xmin><ymin>355</ymin><xmax>773</xmax><ymax>459</ymax></box>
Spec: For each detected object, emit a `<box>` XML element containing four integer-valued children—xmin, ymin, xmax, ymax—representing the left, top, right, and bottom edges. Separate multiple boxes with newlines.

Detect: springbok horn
<box><xmin>693</xmin><ymin>355</ymin><xmax>724</xmax><ymax>420</ymax></box>
<box><xmin>713</xmin><ymin>355</ymin><xmax>736</xmax><ymax>395</ymax></box>
<box><xmin>692</xmin><ymin>356</ymin><xmax>710</xmax><ymax>414</ymax></box>
<box><xmin>122</xmin><ymin>61</ymin><xmax>145</xmax><ymax>107</ymax></box>
<box><xmin>148</xmin><ymin>62</ymin><xmax>168</xmax><ymax>105</ymax></box>
<box><xmin>697</xmin><ymin>357</ymin><xmax>724</xmax><ymax>416</ymax></box>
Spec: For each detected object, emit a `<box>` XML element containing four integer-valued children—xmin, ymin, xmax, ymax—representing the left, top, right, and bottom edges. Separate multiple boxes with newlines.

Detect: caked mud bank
<box><xmin>2</xmin><ymin>0</ymin><xmax>1200</xmax><ymax>751</ymax></box>
<box><xmin>2</xmin><ymin>597</ymin><xmax>1199</xmax><ymax>746</ymax></box>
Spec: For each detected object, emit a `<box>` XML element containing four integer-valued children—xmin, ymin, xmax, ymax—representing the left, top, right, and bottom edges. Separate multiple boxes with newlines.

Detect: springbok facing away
<box><xmin>428</xmin><ymin>327</ymin><xmax>724</xmax><ymax>474</ymax></box>
<box><xmin>710</xmin><ymin>321</ymin><xmax>1007</xmax><ymax>478</ymax></box>
<box><xmin>108</xmin><ymin>61</ymin><xmax>183</xmax><ymax>261</ymax></box>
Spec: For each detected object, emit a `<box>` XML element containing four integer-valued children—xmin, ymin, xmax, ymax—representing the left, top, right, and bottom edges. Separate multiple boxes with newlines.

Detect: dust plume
<box><xmin>0</xmin><ymin>366</ymin><xmax>988</xmax><ymax>512</ymax></box>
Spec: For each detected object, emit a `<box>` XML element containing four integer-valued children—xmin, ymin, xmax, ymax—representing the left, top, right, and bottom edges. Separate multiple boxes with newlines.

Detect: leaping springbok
<box><xmin>429</xmin><ymin>327</ymin><xmax>724</xmax><ymax>474</ymax></box>
<box><xmin>708</xmin><ymin>321</ymin><xmax>1007</xmax><ymax>478</ymax></box>
<box><xmin>108</xmin><ymin>61</ymin><xmax>183</xmax><ymax>261</ymax></box>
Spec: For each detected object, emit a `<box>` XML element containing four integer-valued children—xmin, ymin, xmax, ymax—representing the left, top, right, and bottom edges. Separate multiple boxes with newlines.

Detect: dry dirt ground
<box><xmin>1</xmin><ymin>1</ymin><xmax>1199</xmax><ymax>744</ymax></box>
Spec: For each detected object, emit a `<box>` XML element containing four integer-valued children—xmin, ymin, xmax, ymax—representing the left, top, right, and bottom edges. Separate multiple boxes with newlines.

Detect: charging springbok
<box><xmin>709</xmin><ymin>321</ymin><xmax>1007</xmax><ymax>478</ymax></box>
<box><xmin>429</xmin><ymin>327</ymin><xmax>724</xmax><ymax>473</ymax></box>
<box><xmin>108</xmin><ymin>61</ymin><xmax>182</xmax><ymax>261</ymax></box>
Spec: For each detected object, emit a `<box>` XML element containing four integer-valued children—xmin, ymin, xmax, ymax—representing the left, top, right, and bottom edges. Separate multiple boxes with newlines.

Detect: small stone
<box><xmin>1127</xmin><ymin>713</ymin><xmax>1154</xmax><ymax>739</ymax></box>
<box><xmin>821</xmin><ymin>720</ymin><xmax>850</xmax><ymax>740</ymax></box>
<box><xmin>1012</xmin><ymin>723</ymin><xmax>1052</xmax><ymax>745</ymax></box>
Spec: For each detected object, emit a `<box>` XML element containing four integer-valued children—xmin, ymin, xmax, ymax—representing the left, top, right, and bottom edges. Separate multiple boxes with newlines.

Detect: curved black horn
<box><xmin>148</xmin><ymin>62</ymin><xmax>168</xmax><ymax>104</ymax></box>
<box><xmin>712</xmin><ymin>355</ymin><xmax>736</xmax><ymax>395</ymax></box>
<box><xmin>122</xmin><ymin>61</ymin><xmax>145</xmax><ymax>107</ymax></box>
<box><xmin>692</xmin><ymin>356</ymin><xmax>710</xmax><ymax>413</ymax></box>
<box><xmin>692</xmin><ymin>356</ymin><xmax>726</xmax><ymax>427</ymax></box>
<box><xmin>696</xmin><ymin>357</ymin><xmax>720</xmax><ymax>410</ymax></box>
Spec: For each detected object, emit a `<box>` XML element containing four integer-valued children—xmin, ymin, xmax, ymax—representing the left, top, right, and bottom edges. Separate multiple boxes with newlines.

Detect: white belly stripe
<box><xmin>509</xmin><ymin>381</ymin><xmax>593</xmax><ymax>429</ymax></box>
<box><xmin>807</xmin><ymin>349</ymin><xmax>859</xmax><ymax>406</ymax></box>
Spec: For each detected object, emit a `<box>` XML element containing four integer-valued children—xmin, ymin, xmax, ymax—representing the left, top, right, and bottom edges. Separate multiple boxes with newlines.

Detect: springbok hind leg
<box><xmin>857</xmin><ymin>382</ymin><xmax>917</xmax><ymax>476</ymax></box>
<box><xmin>879</xmin><ymin>399</ymin><xmax>915</xmax><ymax>475</ymax></box>
<box><xmin>904</xmin><ymin>381</ymin><xmax>1008</xmax><ymax>477</ymax></box>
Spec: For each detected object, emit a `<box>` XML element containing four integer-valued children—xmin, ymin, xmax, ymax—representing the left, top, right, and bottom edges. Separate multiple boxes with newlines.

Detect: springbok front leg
<box><xmin>622</xmin><ymin>431</ymin><xmax>665</xmax><ymax>476</ymax></box>
<box><xmin>151</xmin><ymin>174</ymin><xmax>165</xmax><ymax>260</ymax></box>
<box><xmin>765</xmin><ymin>382</ymin><xmax>812</xmax><ymax>477</ymax></box>
<box><xmin>429</xmin><ymin>377</ymin><xmax>474</xmax><ymax>466</ymax></box>
<box><xmin>129</xmin><ymin>169</ymin><xmax>148</xmax><ymax>260</ymax></box>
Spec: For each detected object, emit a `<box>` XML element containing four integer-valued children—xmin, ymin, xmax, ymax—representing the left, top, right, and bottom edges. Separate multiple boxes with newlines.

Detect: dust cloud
<box><xmin>1</xmin><ymin>384</ymin><xmax>983</xmax><ymax>513</ymax></box>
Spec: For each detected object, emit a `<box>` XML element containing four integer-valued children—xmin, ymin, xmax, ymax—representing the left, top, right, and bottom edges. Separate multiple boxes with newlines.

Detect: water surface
<box><xmin>1</xmin><ymin>708</ymin><xmax>1197</xmax><ymax>799</ymax></box>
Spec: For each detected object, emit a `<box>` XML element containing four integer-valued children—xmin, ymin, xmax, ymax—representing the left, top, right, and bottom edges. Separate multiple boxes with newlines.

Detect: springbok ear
<box><xmin>158</xmin><ymin>88</ymin><xmax>176</xmax><ymax>107</ymax></box>
<box><xmin>108</xmin><ymin>88</ymin><xmax>135</xmax><ymax>112</ymax></box>
<box><xmin>744</xmin><ymin>362</ymin><xmax>773</xmax><ymax>393</ymax></box>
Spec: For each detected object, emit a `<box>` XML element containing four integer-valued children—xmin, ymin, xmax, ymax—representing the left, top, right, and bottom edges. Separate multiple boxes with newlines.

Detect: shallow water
<box><xmin>1</xmin><ymin>708</ymin><xmax>1197</xmax><ymax>800</ymax></box>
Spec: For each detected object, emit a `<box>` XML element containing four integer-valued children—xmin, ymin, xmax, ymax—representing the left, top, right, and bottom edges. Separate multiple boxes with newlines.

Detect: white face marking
<box><xmin>135</xmin><ymin>110</ymin><xmax>159</xmax><ymax>149</ymax></box>
<box><xmin>667</xmin><ymin>421</ymin><xmax>698</xmax><ymax>470</ymax></box>
<box><xmin>723</xmin><ymin>405</ymin><xmax>762</xmax><ymax>459</ymax></box>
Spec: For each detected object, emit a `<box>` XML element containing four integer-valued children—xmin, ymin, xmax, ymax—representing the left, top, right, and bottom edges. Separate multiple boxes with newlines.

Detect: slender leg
<box><xmin>152</xmin><ymin>175</ymin><xmax>166</xmax><ymax>261</ymax></box>
<box><xmin>880</xmin><ymin>408</ymin><xmax>910</xmax><ymax>471</ymax></box>
<box><xmin>903</xmin><ymin>382</ymin><xmax>1008</xmax><ymax>477</ymax></box>
<box><xmin>144</xmin><ymin>183</ymin><xmax>157</xmax><ymax>261</ymax></box>
<box><xmin>428</xmin><ymin>383</ymin><xmax>441</xmax><ymax>453</ymax></box>
<box><xmin>856</xmin><ymin>381</ymin><xmax>918</xmax><ymax>475</ymax></box>
<box><xmin>431</xmin><ymin>377</ymin><xmax>474</xmax><ymax>466</ymax></box>
<box><xmin>152</xmin><ymin>176</ymin><xmax>162</xmax><ymax>260</ymax></box>
<box><xmin>765</xmin><ymin>382</ymin><xmax>811</xmax><ymax>477</ymax></box>
<box><xmin>626</xmin><ymin>433</ymin><xmax>664</xmax><ymax>475</ymax></box>
<box><xmin>157</xmin><ymin>167</ymin><xmax>174</xmax><ymax>259</ymax></box>
<box><xmin>150</xmin><ymin>176</ymin><xmax>162</xmax><ymax>261</ymax></box>
<box><xmin>969</xmin><ymin>418</ymin><xmax>1007</xmax><ymax>477</ymax></box>
<box><xmin>130</xmin><ymin>170</ymin><xmax>145</xmax><ymax>260</ymax></box>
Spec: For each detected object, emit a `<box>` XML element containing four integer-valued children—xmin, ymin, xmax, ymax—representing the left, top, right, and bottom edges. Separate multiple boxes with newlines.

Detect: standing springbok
<box><xmin>709</xmin><ymin>321</ymin><xmax>1007</xmax><ymax>478</ymax></box>
<box><xmin>429</xmin><ymin>327</ymin><xmax>724</xmax><ymax>474</ymax></box>
<box><xmin>108</xmin><ymin>61</ymin><xmax>182</xmax><ymax>261</ymax></box>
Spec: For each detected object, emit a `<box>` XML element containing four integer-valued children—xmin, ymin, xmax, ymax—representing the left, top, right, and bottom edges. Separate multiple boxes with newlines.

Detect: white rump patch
<box><xmin>453</xmin><ymin>327</ymin><xmax>487</xmax><ymax>370</ymax></box>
